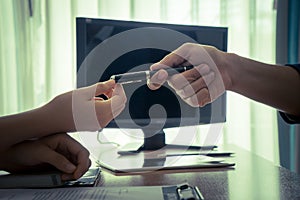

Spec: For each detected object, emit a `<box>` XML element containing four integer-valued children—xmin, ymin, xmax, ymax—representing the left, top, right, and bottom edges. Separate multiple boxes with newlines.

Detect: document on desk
<box><xmin>0</xmin><ymin>183</ymin><xmax>203</xmax><ymax>200</ymax></box>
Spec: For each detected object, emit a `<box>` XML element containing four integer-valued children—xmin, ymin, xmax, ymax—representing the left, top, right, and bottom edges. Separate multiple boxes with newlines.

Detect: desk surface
<box><xmin>95</xmin><ymin>144</ymin><xmax>300</xmax><ymax>200</ymax></box>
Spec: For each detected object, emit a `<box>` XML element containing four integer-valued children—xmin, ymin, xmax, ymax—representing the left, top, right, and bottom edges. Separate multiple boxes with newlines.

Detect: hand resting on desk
<box><xmin>0</xmin><ymin>133</ymin><xmax>91</xmax><ymax>181</ymax></box>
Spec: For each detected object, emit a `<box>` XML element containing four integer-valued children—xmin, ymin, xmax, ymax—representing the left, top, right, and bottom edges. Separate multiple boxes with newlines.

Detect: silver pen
<box><xmin>110</xmin><ymin>65</ymin><xmax>194</xmax><ymax>84</ymax></box>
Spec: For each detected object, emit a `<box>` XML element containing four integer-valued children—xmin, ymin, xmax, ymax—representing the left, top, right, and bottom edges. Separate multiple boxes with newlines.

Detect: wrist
<box><xmin>44</xmin><ymin>93</ymin><xmax>75</xmax><ymax>133</ymax></box>
<box><xmin>32</xmin><ymin>104</ymin><xmax>62</xmax><ymax>135</ymax></box>
<box><xmin>223</xmin><ymin>52</ymin><xmax>239</xmax><ymax>91</ymax></box>
<box><xmin>208</xmin><ymin>46</ymin><xmax>236</xmax><ymax>91</ymax></box>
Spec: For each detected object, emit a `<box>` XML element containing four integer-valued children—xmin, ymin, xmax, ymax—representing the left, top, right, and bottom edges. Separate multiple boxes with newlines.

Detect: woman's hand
<box><xmin>0</xmin><ymin>133</ymin><xmax>91</xmax><ymax>181</ymax></box>
<box><xmin>46</xmin><ymin>80</ymin><xmax>127</xmax><ymax>132</ymax></box>
<box><xmin>0</xmin><ymin>80</ymin><xmax>127</xmax><ymax>152</ymax></box>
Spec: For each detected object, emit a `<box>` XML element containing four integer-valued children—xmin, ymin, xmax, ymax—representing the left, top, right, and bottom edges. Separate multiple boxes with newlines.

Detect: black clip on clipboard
<box><xmin>175</xmin><ymin>184</ymin><xmax>204</xmax><ymax>200</ymax></box>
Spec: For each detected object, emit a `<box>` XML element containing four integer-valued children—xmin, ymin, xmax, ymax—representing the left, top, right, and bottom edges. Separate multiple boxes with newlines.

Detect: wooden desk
<box><xmin>95</xmin><ymin>144</ymin><xmax>300</xmax><ymax>200</ymax></box>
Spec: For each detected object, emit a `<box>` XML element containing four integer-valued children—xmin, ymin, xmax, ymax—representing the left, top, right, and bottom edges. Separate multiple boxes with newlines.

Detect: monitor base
<box><xmin>142</xmin><ymin>129</ymin><xmax>166</xmax><ymax>150</ymax></box>
<box><xmin>117</xmin><ymin>129</ymin><xmax>217</xmax><ymax>155</ymax></box>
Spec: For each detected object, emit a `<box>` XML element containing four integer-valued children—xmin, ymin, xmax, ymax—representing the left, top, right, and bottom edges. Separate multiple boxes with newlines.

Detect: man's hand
<box><xmin>147</xmin><ymin>43</ymin><xmax>230</xmax><ymax>107</ymax></box>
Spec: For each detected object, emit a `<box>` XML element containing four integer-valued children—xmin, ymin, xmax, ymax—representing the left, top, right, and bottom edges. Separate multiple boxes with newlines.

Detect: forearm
<box><xmin>0</xmin><ymin>104</ymin><xmax>61</xmax><ymax>151</ymax></box>
<box><xmin>227</xmin><ymin>53</ymin><xmax>300</xmax><ymax>116</ymax></box>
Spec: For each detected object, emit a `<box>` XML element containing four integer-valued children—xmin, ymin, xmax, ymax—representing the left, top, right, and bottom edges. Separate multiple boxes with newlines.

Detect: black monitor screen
<box><xmin>76</xmin><ymin>18</ymin><xmax>227</xmax><ymax>131</ymax></box>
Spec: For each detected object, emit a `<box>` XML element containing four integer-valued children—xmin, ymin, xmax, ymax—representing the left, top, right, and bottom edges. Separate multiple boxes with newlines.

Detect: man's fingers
<box><xmin>184</xmin><ymin>88</ymin><xmax>211</xmax><ymax>107</ymax></box>
<box><xmin>150</xmin><ymin>53</ymin><xmax>186</xmax><ymax>71</ymax></box>
<box><xmin>168</xmin><ymin>64</ymin><xmax>210</xmax><ymax>90</ymax></box>
<box><xmin>196</xmin><ymin>88</ymin><xmax>212</xmax><ymax>107</ymax></box>
<box><xmin>147</xmin><ymin>69</ymin><xmax>168</xmax><ymax>90</ymax></box>
<box><xmin>148</xmin><ymin>48</ymin><xmax>187</xmax><ymax>91</ymax></box>
<box><xmin>179</xmin><ymin>71</ymin><xmax>215</xmax><ymax>99</ymax></box>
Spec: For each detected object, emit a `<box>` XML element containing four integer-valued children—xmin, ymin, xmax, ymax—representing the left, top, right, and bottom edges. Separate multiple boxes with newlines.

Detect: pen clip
<box><xmin>176</xmin><ymin>184</ymin><xmax>204</xmax><ymax>200</ymax></box>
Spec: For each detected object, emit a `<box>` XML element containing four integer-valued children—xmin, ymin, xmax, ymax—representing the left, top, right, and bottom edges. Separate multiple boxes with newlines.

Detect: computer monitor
<box><xmin>76</xmin><ymin>17</ymin><xmax>227</xmax><ymax>150</ymax></box>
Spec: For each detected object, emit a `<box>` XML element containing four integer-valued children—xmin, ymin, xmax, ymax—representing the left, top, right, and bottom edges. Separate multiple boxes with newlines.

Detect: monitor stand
<box><xmin>117</xmin><ymin>128</ymin><xmax>216</xmax><ymax>155</ymax></box>
<box><xmin>142</xmin><ymin>128</ymin><xmax>166</xmax><ymax>150</ymax></box>
<box><xmin>141</xmin><ymin>127</ymin><xmax>217</xmax><ymax>151</ymax></box>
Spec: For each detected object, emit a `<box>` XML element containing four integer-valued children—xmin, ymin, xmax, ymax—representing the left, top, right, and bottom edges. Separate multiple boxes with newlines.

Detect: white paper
<box><xmin>0</xmin><ymin>186</ymin><xmax>164</xmax><ymax>200</ymax></box>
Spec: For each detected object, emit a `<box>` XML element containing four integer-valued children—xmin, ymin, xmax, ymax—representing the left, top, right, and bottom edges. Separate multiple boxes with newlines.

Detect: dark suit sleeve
<box><xmin>287</xmin><ymin>64</ymin><xmax>300</xmax><ymax>73</ymax></box>
<box><xmin>279</xmin><ymin>64</ymin><xmax>300</xmax><ymax>124</ymax></box>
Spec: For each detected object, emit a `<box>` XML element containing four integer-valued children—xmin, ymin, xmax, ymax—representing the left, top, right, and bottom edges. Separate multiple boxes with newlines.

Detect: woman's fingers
<box><xmin>95</xmin><ymin>80</ymin><xmax>116</xmax><ymax>97</ymax></box>
<box><xmin>41</xmin><ymin>133</ymin><xmax>91</xmax><ymax>181</ymax></box>
<box><xmin>95</xmin><ymin>84</ymin><xmax>127</xmax><ymax>128</ymax></box>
